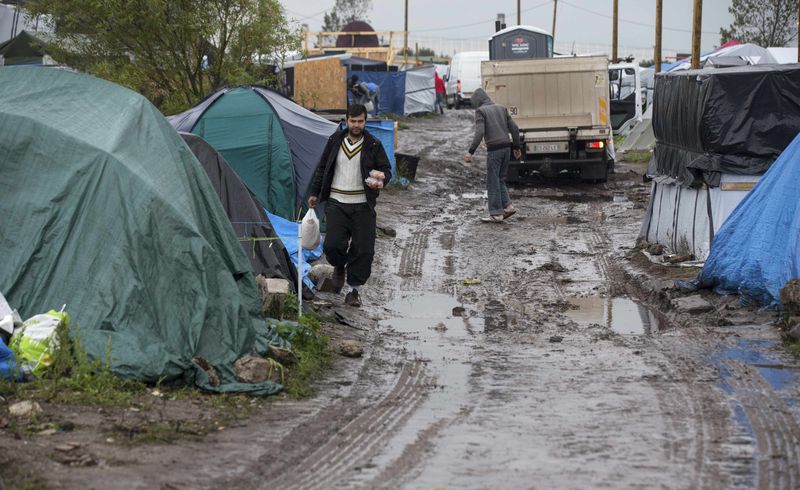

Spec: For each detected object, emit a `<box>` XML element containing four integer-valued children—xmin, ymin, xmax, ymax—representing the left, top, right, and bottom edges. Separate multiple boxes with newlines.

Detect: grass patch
<box><xmin>623</xmin><ymin>150</ymin><xmax>652</xmax><ymax>164</ymax></box>
<box><xmin>0</xmin><ymin>321</ymin><xmax>145</xmax><ymax>407</ymax></box>
<box><xmin>274</xmin><ymin>298</ymin><xmax>332</xmax><ymax>398</ymax></box>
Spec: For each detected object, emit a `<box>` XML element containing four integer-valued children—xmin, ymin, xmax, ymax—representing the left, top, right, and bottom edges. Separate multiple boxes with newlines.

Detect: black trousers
<box><xmin>324</xmin><ymin>200</ymin><xmax>376</xmax><ymax>287</ymax></box>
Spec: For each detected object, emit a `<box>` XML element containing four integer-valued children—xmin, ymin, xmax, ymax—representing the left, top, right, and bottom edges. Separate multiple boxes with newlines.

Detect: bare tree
<box><xmin>720</xmin><ymin>0</ymin><xmax>798</xmax><ymax>47</ymax></box>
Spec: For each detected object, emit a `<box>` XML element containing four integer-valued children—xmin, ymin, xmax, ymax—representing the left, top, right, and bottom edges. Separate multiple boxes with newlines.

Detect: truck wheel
<box><xmin>446</xmin><ymin>96</ymin><xmax>454</xmax><ymax>109</ymax></box>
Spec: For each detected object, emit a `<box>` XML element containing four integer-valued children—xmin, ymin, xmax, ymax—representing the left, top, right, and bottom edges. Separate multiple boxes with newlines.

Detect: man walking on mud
<box><xmin>464</xmin><ymin>88</ymin><xmax>521</xmax><ymax>223</ymax></box>
<box><xmin>308</xmin><ymin>104</ymin><xmax>392</xmax><ymax>307</ymax></box>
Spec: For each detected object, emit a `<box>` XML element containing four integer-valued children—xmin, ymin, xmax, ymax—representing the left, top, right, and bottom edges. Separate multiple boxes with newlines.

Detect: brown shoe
<box><xmin>331</xmin><ymin>266</ymin><xmax>345</xmax><ymax>293</ymax></box>
<box><xmin>344</xmin><ymin>289</ymin><xmax>362</xmax><ymax>307</ymax></box>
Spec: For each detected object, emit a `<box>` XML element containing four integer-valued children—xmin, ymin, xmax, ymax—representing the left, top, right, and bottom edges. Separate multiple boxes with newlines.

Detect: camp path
<box><xmin>21</xmin><ymin>111</ymin><xmax>800</xmax><ymax>490</ymax></box>
<box><xmin>238</xmin><ymin>110</ymin><xmax>800</xmax><ymax>489</ymax></box>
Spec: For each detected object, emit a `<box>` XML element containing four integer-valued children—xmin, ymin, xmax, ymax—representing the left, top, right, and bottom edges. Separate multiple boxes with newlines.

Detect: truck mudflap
<box><xmin>507</xmin><ymin>158</ymin><xmax>611</xmax><ymax>183</ymax></box>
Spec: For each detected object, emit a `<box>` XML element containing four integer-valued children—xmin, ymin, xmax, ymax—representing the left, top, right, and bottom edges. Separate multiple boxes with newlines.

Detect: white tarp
<box><xmin>639</xmin><ymin>174</ymin><xmax>762</xmax><ymax>260</ymax></box>
<box><xmin>404</xmin><ymin>65</ymin><xmax>435</xmax><ymax>115</ymax></box>
<box><xmin>767</xmin><ymin>47</ymin><xmax>798</xmax><ymax>64</ymax></box>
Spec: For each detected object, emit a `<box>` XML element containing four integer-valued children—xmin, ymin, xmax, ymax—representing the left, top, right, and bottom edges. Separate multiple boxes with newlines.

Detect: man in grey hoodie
<box><xmin>464</xmin><ymin>88</ymin><xmax>521</xmax><ymax>222</ymax></box>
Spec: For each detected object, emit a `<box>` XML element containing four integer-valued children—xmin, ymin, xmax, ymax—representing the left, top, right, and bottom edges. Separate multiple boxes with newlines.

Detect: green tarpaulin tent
<box><xmin>169</xmin><ymin>87</ymin><xmax>338</xmax><ymax>221</ymax></box>
<box><xmin>0</xmin><ymin>31</ymin><xmax>46</xmax><ymax>65</ymax></box>
<box><xmin>0</xmin><ymin>67</ymin><xmax>283</xmax><ymax>394</ymax></box>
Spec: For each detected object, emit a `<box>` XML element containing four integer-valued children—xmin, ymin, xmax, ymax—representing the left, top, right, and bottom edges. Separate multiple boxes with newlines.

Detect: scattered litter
<box><xmin>452</xmin><ymin>306</ymin><xmax>466</xmax><ymax>316</ymax></box>
<box><xmin>462</xmin><ymin>278</ymin><xmax>482</xmax><ymax>286</ymax></box>
<box><xmin>549</xmin><ymin>335</ymin><xmax>564</xmax><ymax>343</ymax></box>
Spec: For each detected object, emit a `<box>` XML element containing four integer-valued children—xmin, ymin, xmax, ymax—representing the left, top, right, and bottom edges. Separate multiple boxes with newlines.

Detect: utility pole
<box><xmin>552</xmin><ymin>0</ymin><xmax>558</xmax><ymax>40</ymax></box>
<box><xmin>612</xmin><ymin>0</ymin><xmax>618</xmax><ymax>63</ymax></box>
<box><xmin>691</xmin><ymin>0</ymin><xmax>702</xmax><ymax>69</ymax></box>
<box><xmin>517</xmin><ymin>0</ymin><xmax>521</xmax><ymax>25</ymax></box>
<box><xmin>655</xmin><ymin>0</ymin><xmax>662</xmax><ymax>72</ymax></box>
<box><xmin>403</xmin><ymin>0</ymin><xmax>409</xmax><ymax>67</ymax></box>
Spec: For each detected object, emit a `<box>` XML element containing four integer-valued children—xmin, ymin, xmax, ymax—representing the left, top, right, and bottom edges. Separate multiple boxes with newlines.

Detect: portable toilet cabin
<box><xmin>489</xmin><ymin>25</ymin><xmax>553</xmax><ymax>61</ymax></box>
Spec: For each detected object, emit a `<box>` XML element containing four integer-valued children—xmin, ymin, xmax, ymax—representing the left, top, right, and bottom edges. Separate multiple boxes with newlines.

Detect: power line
<box><xmin>286</xmin><ymin>1</ymin><xmax>552</xmax><ymax>34</ymax></box>
<box><xmin>410</xmin><ymin>0</ymin><xmax>552</xmax><ymax>33</ymax></box>
<box><xmin>560</xmin><ymin>0</ymin><xmax>719</xmax><ymax>35</ymax></box>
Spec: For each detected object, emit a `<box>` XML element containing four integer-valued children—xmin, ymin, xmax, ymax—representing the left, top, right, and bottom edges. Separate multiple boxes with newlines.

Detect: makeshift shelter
<box><xmin>179</xmin><ymin>132</ymin><xmax>294</xmax><ymax>284</ymax></box>
<box><xmin>639</xmin><ymin>65</ymin><xmax>800</xmax><ymax>260</ymax></box>
<box><xmin>0</xmin><ymin>30</ymin><xmax>47</xmax><ymax>65</ymax></box>
<box><xmin>692</xmin><ymin>134</ymin><xmax>800</xmax><ymax>306</ymax></box>
<box><xmin>665</xmin><ymin>43</ymin><xmax>778</xmax><ymax>72</ymax></box>
<box><xmin>169</xmin><ymin>87</ymin><xmax>338</xmax><ymax>220</ymax></box>
<box><xmin>0</xmin><ymin>68</ymin><xmax>282</xmax><ymax>394</ymax></box>
<box><xmin>349</xmin><ymin>65</ymin><xmax>436</xmax><ymax>115</ymax></box>
<box><xmin>619</xmin><ymin>105</ymin><xmax>655</xmax><ymax>154</ymax></box>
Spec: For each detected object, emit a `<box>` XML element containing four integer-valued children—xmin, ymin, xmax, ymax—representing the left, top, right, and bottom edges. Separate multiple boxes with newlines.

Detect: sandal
<box><xmin>480</xmin><ymin>215</ymin><xmax>504</xmax><ymax>223</ymax></box>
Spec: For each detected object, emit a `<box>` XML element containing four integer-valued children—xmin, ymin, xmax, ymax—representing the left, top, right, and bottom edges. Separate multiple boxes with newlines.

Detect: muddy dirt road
<box><xmin>9</xmin><ymin>110</ymin><xmax>800</xmax><ymax>489</ymax></box>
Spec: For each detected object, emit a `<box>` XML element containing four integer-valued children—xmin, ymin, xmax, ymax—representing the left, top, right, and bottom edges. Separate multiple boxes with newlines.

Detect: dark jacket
<box><xmin>310</xmin><ymin>128</ymin><xmax>392</xmax><ymax>209</ymax></box>
<box><xmin>468</xmin><ymin>88</ymin><xmax>521</xmax><ymax>154</ymax></box>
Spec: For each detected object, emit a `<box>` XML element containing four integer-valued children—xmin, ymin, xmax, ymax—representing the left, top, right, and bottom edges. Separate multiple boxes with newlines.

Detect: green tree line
<box><xmin>24</xmin><ymin>0</ymin><xmax>300</xmax><ymax>114</ymax></box>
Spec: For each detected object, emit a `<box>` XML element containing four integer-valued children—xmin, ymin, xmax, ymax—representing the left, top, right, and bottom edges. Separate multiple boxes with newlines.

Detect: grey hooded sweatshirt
<box><xmin>468</xmin><ymin>88</ymin><xmax>521</xmax><ymax>154</ymax></box>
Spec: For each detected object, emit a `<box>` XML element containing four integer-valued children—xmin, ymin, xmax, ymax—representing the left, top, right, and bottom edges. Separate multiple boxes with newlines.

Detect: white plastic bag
<box><xmin>301</xmin><ymin>208</ymin><xmax>321</xmax><ymax>250</ymax></box>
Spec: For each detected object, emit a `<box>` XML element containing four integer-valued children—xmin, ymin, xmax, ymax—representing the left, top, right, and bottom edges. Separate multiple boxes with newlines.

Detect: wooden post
<box><xmin>517</xmin><ymin>0</ymin><xmax>521</xmax><ymax>25</ymax></box>
<box><xmin>691</xmin><ymin>0</ymin><xmax>702</xmax><ymax>69</ymax></box>
<box><xmin>612</xmin><ymin>0</ymin><xmax>618</xmax><ymax>63</ymax></box>
<box><xmin>404</xmin><ymin>0</ymin><xmax>409</xmax><ymax>67</ymax></box>
<box><xmin>552</xmin><ymin>0</ymin><xmax>558</xmax><ymax>40</ymax></box>
<box><xmin>655</xmin><ymin>0</ymin><xmax>662</xmax><ymax>72</ymax></box>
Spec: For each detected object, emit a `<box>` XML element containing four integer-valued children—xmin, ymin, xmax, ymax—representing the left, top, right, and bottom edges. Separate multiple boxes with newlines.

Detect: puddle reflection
<box><xmin>565</xmin><ymin>297</ymin><xmax>660</xmax><ymax>335</ymax></box>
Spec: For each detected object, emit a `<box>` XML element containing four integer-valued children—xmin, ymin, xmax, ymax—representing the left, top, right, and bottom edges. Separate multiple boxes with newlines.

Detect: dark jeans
<box><xmin>324</xmin><ymin>200</ymin><xmax>376</xmax><ymax>287</ymax></box>
<box><xmin>487</xmin><ymin>148</ymin><xmax>511</xmax><ymax>215</ymax></box>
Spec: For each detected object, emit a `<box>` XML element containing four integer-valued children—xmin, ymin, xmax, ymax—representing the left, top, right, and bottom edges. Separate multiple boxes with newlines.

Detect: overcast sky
<box><xmin>281</xmin><ymin>0</ymin><xmax>735</xmax><ymax>54</ymax></box>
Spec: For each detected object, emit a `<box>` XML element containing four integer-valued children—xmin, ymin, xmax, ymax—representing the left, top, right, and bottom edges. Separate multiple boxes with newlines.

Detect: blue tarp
<box><xmin>349</xmin><ymin>70</ymin><xmax>406</xmax><ymax>115</ymax></box>
<box><xmin>266</xmin><ymin>211</ymin><xmax>323</xmax><ymax>290</ymax></box>
<box><xmin>0</xmin><ymin>337</ymin><xmax>22</xmax><ymax>382</ymax></box>
<box><xmin>696</xmin><ymin>134</ymin><xmax>800</xmax><ymax>306</ymax></box>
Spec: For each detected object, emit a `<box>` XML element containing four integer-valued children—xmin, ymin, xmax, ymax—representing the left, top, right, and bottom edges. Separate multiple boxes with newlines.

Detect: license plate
<box><xmin>529</xmin><ymin>143</ymin><xmax>567</xmax><ymax>153</ymax></box>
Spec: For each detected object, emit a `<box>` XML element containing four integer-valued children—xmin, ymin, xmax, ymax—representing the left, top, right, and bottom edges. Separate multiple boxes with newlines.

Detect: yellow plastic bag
<box><xmin>11</xmin><ymin>309</ymin><xmax>69</xmax><ymax>375</ymax></box>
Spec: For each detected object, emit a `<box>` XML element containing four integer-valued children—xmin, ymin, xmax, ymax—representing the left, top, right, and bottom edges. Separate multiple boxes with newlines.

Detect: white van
<box><xmin>445</xmin><ymin>51</ymin><xmax>489</xmax><ymax>109</ymax></box>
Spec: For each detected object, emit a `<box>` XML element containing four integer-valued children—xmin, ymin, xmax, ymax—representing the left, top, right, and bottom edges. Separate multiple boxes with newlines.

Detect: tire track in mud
<box><xmin>398</xmin><ymin>228</ymin><xmax>429</xmax><ymax>278</ymax></box>
<box><xmin>268</xmin><ymin>362</ymin><xmax>433</xmax><ymax>490</ymax></box>
<box><xmin>726</xmin><ymin>361</ymin><xmax>800</xmax><ymax>490</ymax></box>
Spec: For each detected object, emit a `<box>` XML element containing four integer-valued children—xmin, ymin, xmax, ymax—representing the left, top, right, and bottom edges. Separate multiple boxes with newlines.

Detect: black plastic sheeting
<box><xmin>652</xmin><ymin>64</ymin><xmax>800</xmax><ymax>187</ymax></box>
<box><xmin>180</xmin><ymin>133</ymin><xmax>295</xmax><ymax>285</ymax></box>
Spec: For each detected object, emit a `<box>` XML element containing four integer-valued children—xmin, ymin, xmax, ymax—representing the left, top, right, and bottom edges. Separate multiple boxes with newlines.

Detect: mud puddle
<box><xmin>358</xmin><ymin>292</ymin><xmax>483</xmax><ymax>482</ymax></box>
<box><xmin>565</xmin><ymin>296</ymin><xmax>660</xmax><ymax>335</ymax></box>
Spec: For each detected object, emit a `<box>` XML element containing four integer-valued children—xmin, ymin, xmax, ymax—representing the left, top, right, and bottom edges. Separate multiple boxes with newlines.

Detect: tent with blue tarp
<box><xmin>169</xmin><ymin>87</ymin><xmax>338</xmax><ymax>220</ymax></box>
<box><xmin>694</xmin><ymin>134</ymin><xmax>800</xmax><ymax>306</ymax></box>
<box><xmin>349</xmin><ymin>65</ymin><xmax>436</xmax><ymax>116</ymax></box>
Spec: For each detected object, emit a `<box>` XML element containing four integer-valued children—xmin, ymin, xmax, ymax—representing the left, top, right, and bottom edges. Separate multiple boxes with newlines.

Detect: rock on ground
<box><xmin>781</xmin><ymin>279</ymin><xmax>800</xmax><ymax>315</ymax></box>
<box><xmin>256</xmin><ymin>275</ymin><xmax>291</xmax><ymax>318</ymax></box>
<box><xmin>339</xmin><ymin>340</ymin><xmax>363</xmax><ymax>358</ymax></box>
<box><xmin>672</xmin><ymin>295</ymin><xmax>714</xmax><ymax>314</ymax></box>
<box><xmin>9</xmin><ymin>400</ymin><xmax>42</xmax><ymax>417</ymax></box>
<box><xmin>234</xmin><ymin>355</ymin><xmax>281</xmax><ymax>384</ymax></box>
